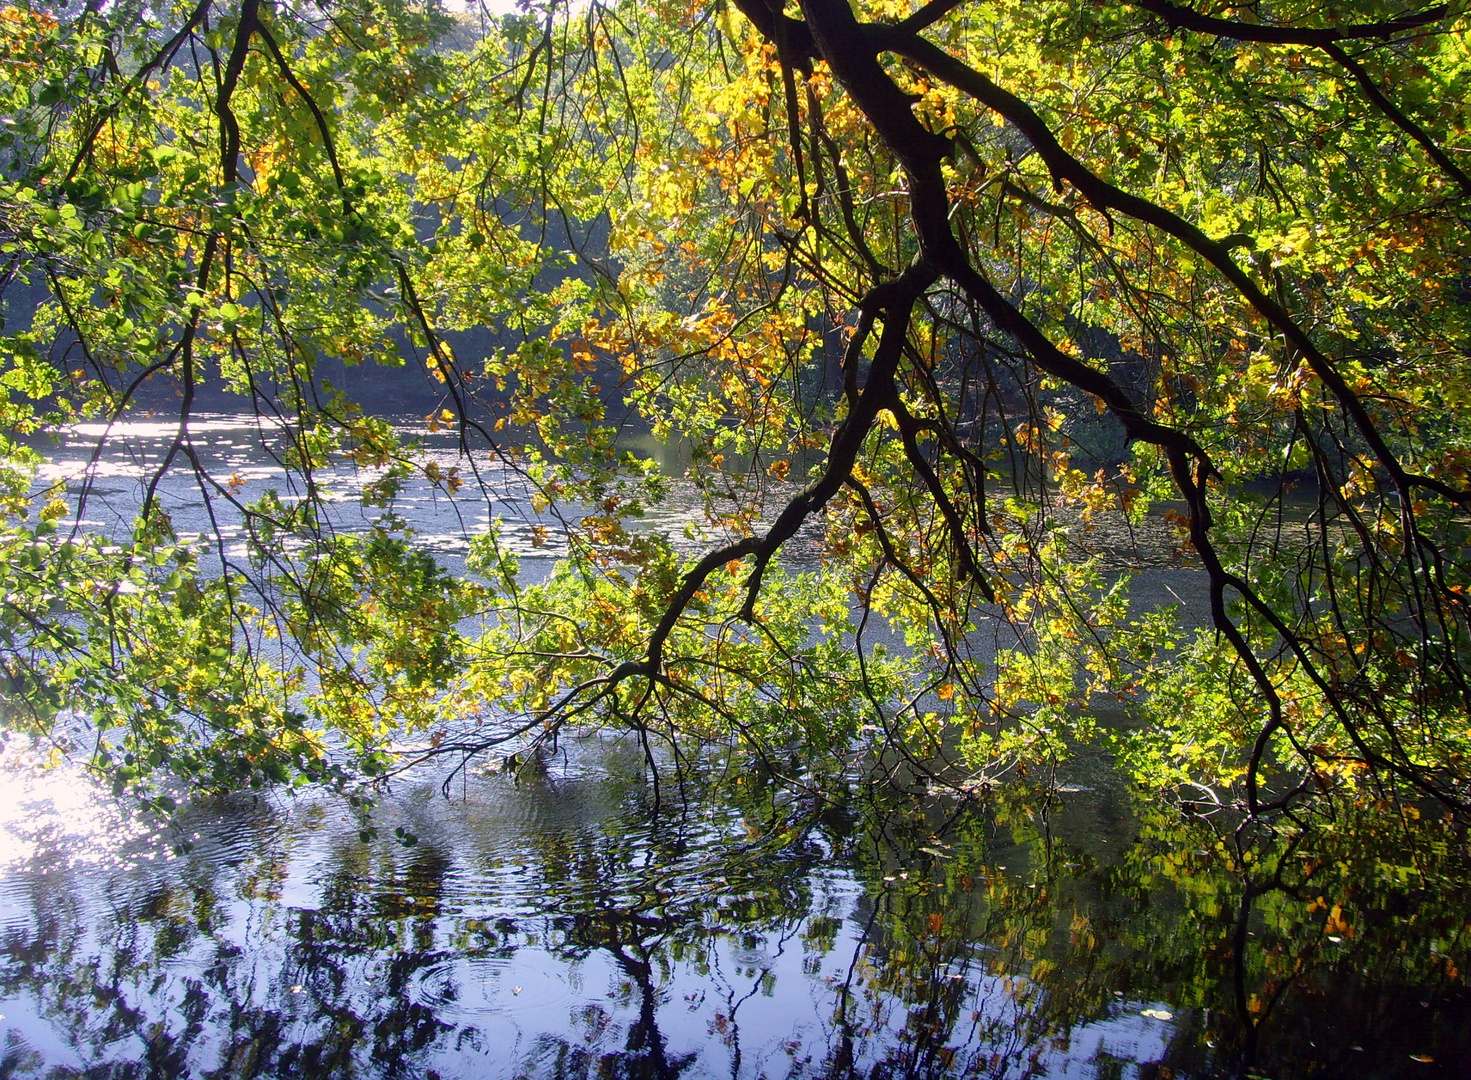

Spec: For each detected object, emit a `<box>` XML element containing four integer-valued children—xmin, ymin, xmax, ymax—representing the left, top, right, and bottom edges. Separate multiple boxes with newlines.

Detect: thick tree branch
<box><xmin>727</xmin><ymin>0</ymin><xmax>819</xmax><ymax>66</ymax></box>
<box><xmin>875</xmin><ymin>0</ymin><xmax>968</xmax><ymax>44</ymax></box>
<box><xmin>1131</xmin><ymin>0</ymin><xmax>1451</xmax><ymax>45</ymax></box>
<box><xmin>792</xmin><ymin>0</ymin><xmax>1208</xmax><ymax>463</ymax></box>
<box><xmin>1321</xmin><ymin>42</ymin><xmax>1471</xmax><ymax>196</ymax></box>
<box><xmin>598</xmin><ymin>264</ymin><xmax>934</xmax><ymax>691</ymax></box>
<box><xmin>737</xmin><ymin>275</ymin><xmax>926</xmax><ymax>615</ymax></box>
<box><xmin>744</xmin><ymin>0</ymin><xmax>1464</xmax><ymax>813</ymax></box>
<box><xmin>217</xmin><ymin>0</ymin><xmax>261</xmax><ymax>184</ymax></box>
<box><xmin>892</xmin><ymin>33</ymin><xmax>1470</xmax><ymax>508</ymax></box>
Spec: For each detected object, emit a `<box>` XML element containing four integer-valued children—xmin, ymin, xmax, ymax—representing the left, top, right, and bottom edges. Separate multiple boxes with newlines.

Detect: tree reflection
<box><xmin>0</xmin><ymin>755</ymin><xmax>1466</xmax><ymax>1077</ymax></box>
<box><xmin>822</xmin><ymin>779</ymin><xmax>1471</xmax><ymax>1078</ymax></box>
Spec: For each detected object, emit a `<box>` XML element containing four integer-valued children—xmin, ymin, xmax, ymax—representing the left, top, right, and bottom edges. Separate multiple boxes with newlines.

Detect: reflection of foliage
<box><xmin>824</xmin><ymin>780</ymin><xmax>1471</xmax><ymax>1078</ymax></box>
<box><xmin>0</xmin><ymin>754</ymin><xmax>834</xmax><ymax>1077</ymax></box>
<box><xmin>0</xmin><ymin>758</ymin><xmax>1467</xmax><ymax>1076</ymax></box>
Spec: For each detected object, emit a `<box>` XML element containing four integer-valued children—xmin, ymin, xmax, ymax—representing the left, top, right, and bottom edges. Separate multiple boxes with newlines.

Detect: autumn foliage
<box><xmin>1</xmin><ymin>0</ymin><xmax>1469</xmax><ymax>816</ymax></box>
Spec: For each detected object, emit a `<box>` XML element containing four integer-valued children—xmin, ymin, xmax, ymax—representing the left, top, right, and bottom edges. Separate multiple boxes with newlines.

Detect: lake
<box><xmin>2</xmin><ymin>415</ymin><xmax>1467</xmax><ymax>1078</ymax></box>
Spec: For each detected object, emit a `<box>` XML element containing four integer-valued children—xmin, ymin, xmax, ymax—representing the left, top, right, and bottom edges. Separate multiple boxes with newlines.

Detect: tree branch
<box><xmin>1131</xmin><ymin>0</ymin><xmax>1451</xmax><ymax>46</ymax></box>
<box><xmin>1321</xmin><ymin>41</ymin><xmax>1471</xmax><ymax>196</ymax></box>
<box><xmin>892</xmin><ymin>33</ymin><xmax>1470</xmax><ymax>507</ymax></box>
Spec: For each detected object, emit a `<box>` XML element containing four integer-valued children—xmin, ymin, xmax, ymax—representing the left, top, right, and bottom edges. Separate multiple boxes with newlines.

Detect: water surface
<box><xmin>0</xmin><ymin>735</ymin><xmax>1466</xmax><ymax>1079</ymax></box>
<box><xmin>8</xmin><ymin>416</ymin><xmax>1469</xmax><ymax>1077</ymax></box>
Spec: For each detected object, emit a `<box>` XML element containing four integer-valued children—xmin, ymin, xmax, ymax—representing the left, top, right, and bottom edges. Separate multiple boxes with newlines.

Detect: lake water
<box><xmin>2</xmin><ymin>734</ymin><xmax>1468</xmax><ymax>1079</ymax></box>
<box><xmin>3</xmin><ymin>416</ymin><xmax>1468</xmax><ymax>1077</ymax></box>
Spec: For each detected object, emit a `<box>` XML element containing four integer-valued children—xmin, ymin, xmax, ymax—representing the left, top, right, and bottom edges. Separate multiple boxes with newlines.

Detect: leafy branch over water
<box><xmin>1</xmin><ymin>0</ymin><xmax>1470</xmax><ymax>820</ymax></box>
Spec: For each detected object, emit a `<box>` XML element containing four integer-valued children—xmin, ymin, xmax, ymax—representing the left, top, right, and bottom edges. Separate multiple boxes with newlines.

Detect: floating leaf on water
<box><xmin>1410</xmin><ymin>1055</ymin><xmax>1435</xmax><ymax>1063</ymax></box>
<box><xmin>1140</xmin><ymin>1008</ymin><xmax>1173</xmax><ymax>1021</ymax></box>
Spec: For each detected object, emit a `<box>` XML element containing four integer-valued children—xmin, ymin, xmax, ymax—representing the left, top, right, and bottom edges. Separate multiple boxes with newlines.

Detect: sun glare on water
<box><xmin>0</xmin><ymin>744</ymin><xmax>156</xmax><ymax>872</ymax></box>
